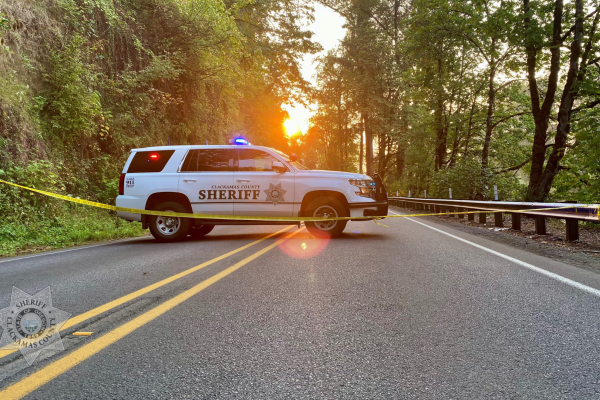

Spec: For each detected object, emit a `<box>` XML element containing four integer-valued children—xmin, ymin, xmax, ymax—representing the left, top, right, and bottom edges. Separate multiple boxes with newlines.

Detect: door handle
<box><xmin>183</xmin><ymin>179</ymin><xmax>197</xmax><ymax>183</ymax></box>
<box><xmin>236</xmin><ymin>179</ymin><xmax>251</xmax><ymax>183</ymax></box>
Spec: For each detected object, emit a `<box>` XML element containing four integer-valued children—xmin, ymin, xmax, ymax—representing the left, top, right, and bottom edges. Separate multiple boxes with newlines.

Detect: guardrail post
<box><xmin>478</xmin><ymin>212</ymin><xmax>486</xmax><ymax>224</ymax></box>
<box><xmin>534</xmin><ymin>216</ymin><xmax>547</xmax><ymax>235</ymax></box>
<box><xmin>494</xmin><ymin>212</ymin><xmax>503</xmax><ymax>227</ymax></box>
<box><xmin>511</xmin><ymin>213</ymin><xmax>521</xmax><ymax>230</ymax></box>
<box><xmin>565</xmin><ymin>219</ymin><xmax>579</xmax><ymax>241</ymax></box>
<box><xmin>449</xmin><ymin>207</ymin><xmax>455</xmax><ymax>217</ymax></box>
<box><xmin>458</xmin><ymin>208</ymin><xmax>465</xmax><ymax>219</ymax></box>
<box><xmin>468</xmin><ymin>212</ymin><xmax>474</xmax><ymax>221</ymax></box>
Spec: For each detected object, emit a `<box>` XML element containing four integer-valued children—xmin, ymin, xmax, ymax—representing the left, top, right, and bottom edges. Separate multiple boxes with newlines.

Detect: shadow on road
<box><xmin>110</xmin><ymin>228</ymin><xmax>388</xmax><ymax>247</ymax></box>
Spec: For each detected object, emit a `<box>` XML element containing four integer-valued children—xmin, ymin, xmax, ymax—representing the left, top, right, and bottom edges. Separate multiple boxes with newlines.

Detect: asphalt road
<box><xmin>2</xmin><ymin>208</ymin><xmax>600</xmax><ymax>399</ymax></box>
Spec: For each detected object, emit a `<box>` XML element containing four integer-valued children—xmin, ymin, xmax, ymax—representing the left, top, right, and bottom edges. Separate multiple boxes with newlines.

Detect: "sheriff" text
<box><xmin>199</xmin><ymin>190</ymin><xmax>261</xmax><ymax>200</ymax></box>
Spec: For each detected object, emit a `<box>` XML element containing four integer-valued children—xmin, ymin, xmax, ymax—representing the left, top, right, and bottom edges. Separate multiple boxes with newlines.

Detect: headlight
<box><xmin>349</xmin><ymin>179</ymin><xmax>374</xmax><ymax>197</ymax></box>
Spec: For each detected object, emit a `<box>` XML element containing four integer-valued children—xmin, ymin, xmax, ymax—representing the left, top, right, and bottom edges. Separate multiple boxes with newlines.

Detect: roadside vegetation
<box><xmin>0</xmin><ymin>206</ymin><xmax>145</xmax><ymax>257</ymax></box>
<box><xmin>0</xmin><ymin>0</ymin><xmax>316</xmax><ymax>255</ymax></box>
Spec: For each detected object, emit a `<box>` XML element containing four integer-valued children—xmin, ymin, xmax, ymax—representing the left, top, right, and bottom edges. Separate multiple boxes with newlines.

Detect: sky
<box><xmin>282</xmin><ymin>4</ymin><xmax>346</xmax><ymax>136</ymax></box>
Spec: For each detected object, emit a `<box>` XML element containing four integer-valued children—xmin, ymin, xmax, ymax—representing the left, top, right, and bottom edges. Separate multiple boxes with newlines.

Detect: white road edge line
<box><xmin>388</xmin><ymin>210</ymin><xmax>600</xmax><ymax>299</ymax></box>
<box><xmin>0</xmin><ymin>236</ymin><xmax>148</xmax><ymax>264</ymax></box>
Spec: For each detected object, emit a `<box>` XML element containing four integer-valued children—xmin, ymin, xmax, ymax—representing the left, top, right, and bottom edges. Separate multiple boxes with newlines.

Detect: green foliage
<box><xmin>310</xmin><ymin>0</ymin><xmax>598</xmax><ymax>204</ymax></box>
<box><xmin>551</xmin><ymin>105</ymin><xmax>600</xmax><ymax>203</ymax></box>
<box><xmin>41</xmin><ymin>34</ymin><xmax>104</xmax><ymax>150</ymax></box>
<box><xmin>0</xmin><ymin>207</ymin><xmax>146</xmax><ymax>257</ymax></box>
<box><xmin>429</xmin><ymin>159</ymin><xmax>522</xmax><ymax>201</ymax></box>
<box><xmin>0</xmin><ymin>12</ymin><xmax>8</xmax><ymax>31</ymax></box>
<box><xmin>0</xmin><ymin>0</ymin><xmax>316</xmax><ymax>254</ymax></box>
<box><xmin>0</xmin><ymin>159</ymin><xmax>63</xmax><ymax>224</ymax></box>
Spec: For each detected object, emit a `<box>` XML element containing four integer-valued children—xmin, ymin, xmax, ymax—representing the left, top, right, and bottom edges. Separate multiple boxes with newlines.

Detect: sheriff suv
<box><xmin>116</xmin><ymin>143</ymin><xmax>388</xmax><ymax>241</ymax></box>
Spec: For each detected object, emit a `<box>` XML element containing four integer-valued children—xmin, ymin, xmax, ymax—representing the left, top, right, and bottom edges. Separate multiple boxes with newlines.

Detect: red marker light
<box><xmin>149</xmin><ymin>153</ymin><xmax>159</xmax><ymax>160</ymax></box>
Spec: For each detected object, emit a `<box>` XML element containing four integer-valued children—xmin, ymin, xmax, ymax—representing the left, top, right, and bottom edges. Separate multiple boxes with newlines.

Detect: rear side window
<box><xmin>237</xmin><ymin>149</ymin><xmax>282</xmax><ymax>172</ymax></box>
<box><xmin>127</xmin><ymin>150</ymin><xmax>175</xmax><ymax>173</ymax></box>
<box><xmin>181</xmin><ymin>149</ymin><xmax>235</xmax><ymax>172</ymax></box>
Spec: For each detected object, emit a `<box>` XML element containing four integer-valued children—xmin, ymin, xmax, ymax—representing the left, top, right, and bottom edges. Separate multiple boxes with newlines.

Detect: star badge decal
<box><xmin>0</xmin><ymin>287</ymin><xmax>71</xmax><ymax>365</ymax></box>
<box><xmin>264</xmin><ymin>183</ymin><xmax>287</xmax><ymax>206</ymax></box>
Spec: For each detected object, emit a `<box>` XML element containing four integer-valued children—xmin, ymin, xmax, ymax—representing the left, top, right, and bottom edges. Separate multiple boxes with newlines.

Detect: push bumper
<box><xmin>348</xmin><ymin>201</ymin><xmax>388</xmax><ymax>219</ymax></box>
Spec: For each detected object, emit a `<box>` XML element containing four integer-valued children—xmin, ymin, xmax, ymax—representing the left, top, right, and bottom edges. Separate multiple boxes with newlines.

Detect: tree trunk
<box><xmin>359</xmin><ymin>117</ymin><xmax>364</xmax><ymax>174</ymax></box>
<box><xmin>481</xmin><ymin>40</ymin><xmax>496</xmax><ymax>173</ymax></box>
<box><xmin>534</xmin><ymin>0</ymin><xmax>585</xmax><ymax>199</ymax></box>
<box><xmin>378</xmin><ymin>131</ymin><xmax>386</xmax><ymax>178</ymax></box>
<box><xmin>524</xmin><ymin>0</ymin><xmax>563</xmax><ymax>201</ymax></box>
<box><xmin>434</xmin><ymin>57</ymin><xmax>446</xmax><ymax>171</ymax></box>
<box><xmin>364</xmin><ymin>112</ymin><xmax>374</xmax><ymax>176</ymax></box>
<box><xmin>396</xmin><ymin>142</ymin><xmax>404</xmax><ymax>178</ymax></box>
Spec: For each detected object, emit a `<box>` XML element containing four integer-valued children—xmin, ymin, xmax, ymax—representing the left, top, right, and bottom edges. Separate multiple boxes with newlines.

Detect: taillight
<box><xmin>119</xmin><ymin>173</ymin><xmax>126</xmax><ymax>195</ymax></box>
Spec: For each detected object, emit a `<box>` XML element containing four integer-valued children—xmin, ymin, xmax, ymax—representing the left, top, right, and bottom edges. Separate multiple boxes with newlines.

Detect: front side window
<box><xmin>237</xmin><ymin>149</ymin><xmax>284</xmax><ymax>172</ymax></box>
<box><xmin>181</xmin><ymin>149</ymin><xmax>234</xmax><ymax>172</ymax></box>
<box><xmin>272</xmin><ymin>149</ymin><xmax>309</xmax><ymax>170</ymax></box>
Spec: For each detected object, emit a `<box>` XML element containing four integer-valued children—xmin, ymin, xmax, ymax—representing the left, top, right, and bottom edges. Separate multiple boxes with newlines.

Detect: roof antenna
<box><xmin>206</xmin><ymin>140</ymin><xmax>208</xmax><ymax>145</ymax></box>
<box><xmin>168</xmin><ymin>137</ymin><xmax>171</xmax><ymax>146</ymax></box>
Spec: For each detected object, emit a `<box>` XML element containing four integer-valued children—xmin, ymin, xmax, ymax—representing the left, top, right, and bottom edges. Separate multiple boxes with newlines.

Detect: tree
<box><xmin>521</xmin><ymin>0</ymin><xmax>600</xmax><ymax>201</ymax></box>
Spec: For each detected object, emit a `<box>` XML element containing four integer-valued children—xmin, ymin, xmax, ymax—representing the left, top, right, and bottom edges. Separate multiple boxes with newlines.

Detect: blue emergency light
<box><xmin>230</xmin><ymin>137</ymin><xmax>250</xmax><ymax>145</ymax></box>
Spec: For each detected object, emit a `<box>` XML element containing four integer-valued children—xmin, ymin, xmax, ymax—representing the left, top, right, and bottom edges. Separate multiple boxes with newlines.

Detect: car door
<box><xmin>233</xmin><ymin>148</ymin><xmax>295</xmax><ymax>217</ymax></box>
<box><xmin>178</xmin><ymin>148</ymin><xmax>235</xmax><ymax>216</ymax></box>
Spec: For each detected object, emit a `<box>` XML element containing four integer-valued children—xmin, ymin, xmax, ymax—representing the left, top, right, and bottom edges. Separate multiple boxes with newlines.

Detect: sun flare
<box><xmin>283</xmin><ymin>118</ymin><xmax>306</xmax><ymax>137</ymax></box>
<box><xmin>283</xmin><ymin>104</ymin><xmax>311</xmax><ymax>137</ymax></box>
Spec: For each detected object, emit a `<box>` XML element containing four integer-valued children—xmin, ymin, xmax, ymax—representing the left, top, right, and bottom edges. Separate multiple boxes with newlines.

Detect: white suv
<box><xmin>116</xmin><ymin>144</ymin><xmax>388</xmax><ymax>241</ymax></box>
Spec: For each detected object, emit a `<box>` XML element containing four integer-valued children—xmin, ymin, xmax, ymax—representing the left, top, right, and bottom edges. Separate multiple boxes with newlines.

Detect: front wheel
<box><xmin>305</xmin><ymin>197</ymin><xmax>348</xmax><ymax>238</ymax></box>
<box><xmin>148</xmin><ymin>201</ymin><xmax>191</xmax><ymax>242</ymax></box>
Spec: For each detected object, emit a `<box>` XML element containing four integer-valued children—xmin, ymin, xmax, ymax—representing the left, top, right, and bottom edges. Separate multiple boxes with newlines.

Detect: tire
<box><xmin>148</xmin><ymin>201</ymin><xmax>191</xmax><ymax>242</ymax></box>
<box><xmin>305</xmin><ymin>197</ymin><xmax>348</xmax><ymax>238</ymax></box>
<box><xmin>189</xmin><ymin>224</ymin><xmax>214</xmax><ymax>239</ymax></box>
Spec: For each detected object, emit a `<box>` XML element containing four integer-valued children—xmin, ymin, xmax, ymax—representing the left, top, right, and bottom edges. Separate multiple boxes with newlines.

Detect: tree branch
<box><xmin>571</xmin><ymin>99</ymin><xmax>600</xmax><ymax>115</ymax></box>
<box><xmin>494</xmin><ymin>78</ymin><xmax>526</xmax><ymax>94</ymax></box>
<box><xmin>493</xmin><ymin>157</ymin><xmax>531</xmax><ymax>174</ymax></box>
<box><xmin>491</xmin><ymin>112</ymin><xmax>528</xmax><ymax>129</ymax></box>
<box><xmin>559</xmin><ymin>8</ymin><xmax>598</xmax><ymax>43</ymax></box>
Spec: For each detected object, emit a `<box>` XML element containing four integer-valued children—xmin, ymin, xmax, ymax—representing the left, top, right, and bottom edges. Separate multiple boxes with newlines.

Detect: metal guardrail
<box><xmin>388</xmin><ymin>197</ymin><xmax>600</xmax><ymax>242</ymax></box>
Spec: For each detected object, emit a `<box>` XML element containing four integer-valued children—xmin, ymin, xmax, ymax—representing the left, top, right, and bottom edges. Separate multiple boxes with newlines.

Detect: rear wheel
<box><xmin>305</xmin><ymin>197</ymin><xmax>348</xmax><ymax>238</ymax></box>
<box><xmin>148</xmin><ymin>201</ymin><xmax>191</xmax><ymax>242</ymax></box>
<box><xmin>189</xmin><ymin>224</ymin><xmax>214</xmax><ymax>239</ymax></box>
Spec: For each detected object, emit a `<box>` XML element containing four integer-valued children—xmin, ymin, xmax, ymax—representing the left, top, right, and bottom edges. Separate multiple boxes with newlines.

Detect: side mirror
<box><xmin>290</xmin><ymin>153</ymin><xmax>299</xmax><ymax>162</ymax></box>
<box><xmin>272</xmin><ymin>161</ymin><xmax>287</xmax><ymax>173</ymax></box>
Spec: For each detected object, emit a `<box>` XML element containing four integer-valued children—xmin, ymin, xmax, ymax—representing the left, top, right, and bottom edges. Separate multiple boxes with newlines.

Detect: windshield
<box><xmin>272</xmin><ymin>149</ymin><xmax>309</xmax><ymax>170</ymax></box>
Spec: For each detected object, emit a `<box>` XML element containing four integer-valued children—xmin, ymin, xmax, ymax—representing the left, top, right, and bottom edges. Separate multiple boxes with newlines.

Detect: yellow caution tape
<box><xmin>0</xmin><ymin>179</ymin><xmax>597</xmax><ymax>222</ymax></box>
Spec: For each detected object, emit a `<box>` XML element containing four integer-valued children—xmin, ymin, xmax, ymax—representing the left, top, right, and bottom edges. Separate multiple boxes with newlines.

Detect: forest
<box><xmin>0</xmin><ymin>0</ymin><xmax>599</xmax><ymax>253</ymax></box>
<box><xmin>299</xmin><ymin>0</ymin><xmax>600</xmax><ymax>203</ymax></box>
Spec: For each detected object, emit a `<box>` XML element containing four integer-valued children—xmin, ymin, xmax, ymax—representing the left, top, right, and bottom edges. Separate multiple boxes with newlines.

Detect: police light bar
<box><xmin>230</xmin><ymin>138</ymin><xmax>250</xmax><ymax>145</ymax></box>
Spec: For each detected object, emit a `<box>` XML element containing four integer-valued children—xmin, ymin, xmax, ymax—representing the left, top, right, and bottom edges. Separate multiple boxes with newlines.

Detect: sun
<box><xmin>283</xmin><ymin>104</ymin><xmax>311</xmax><ymax>137</ymax></box>
<box><xmin>283</xmin><ymin>118</ymin><xmax>303</xmax><ymax>137</ymax></box>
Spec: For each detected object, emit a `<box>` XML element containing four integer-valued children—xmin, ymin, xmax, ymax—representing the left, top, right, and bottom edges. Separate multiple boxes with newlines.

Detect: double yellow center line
<box><xmin>0</xmin><ymin>226</ymin><xmax>304</xmax><ymax>399</ymax></box>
